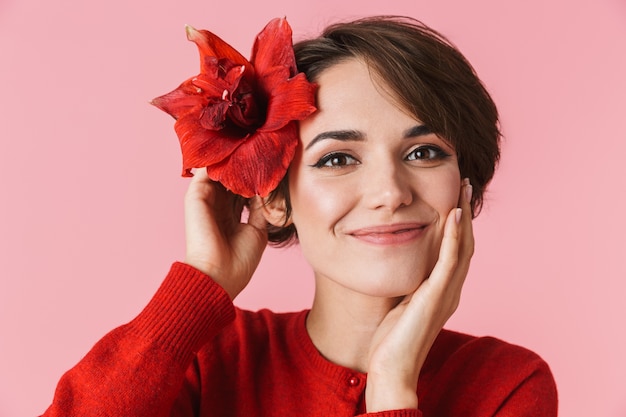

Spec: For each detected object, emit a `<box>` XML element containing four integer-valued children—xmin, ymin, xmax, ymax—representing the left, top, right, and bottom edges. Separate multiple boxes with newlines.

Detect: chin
<box><xmin>356</xmin><ymin>267</ymin><xmax>431</xmax><ymax>298</ymax></box>
<box><xmin>364</xmin><ymin>261</ymin><xmax>436</xmax><ymax>298</ymax></box>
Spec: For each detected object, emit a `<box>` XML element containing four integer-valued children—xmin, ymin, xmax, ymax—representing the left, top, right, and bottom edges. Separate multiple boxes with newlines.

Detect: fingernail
<box><xmin>464</xmin><ymin>183</ymin><xmax>473</xmax><ymax>204</ymax></box>
<box><xmin>455</xmin><ymin>208</ymin><xmax>462</xmax><ymax>224</ymax></box>
<box><xmin>462</xmin><ymin>177</ymin><xmax>470</xmax><ymax>186</ymax></box>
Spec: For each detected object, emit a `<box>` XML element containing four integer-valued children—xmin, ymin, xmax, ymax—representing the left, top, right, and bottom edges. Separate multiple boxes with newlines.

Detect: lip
<box><xmin>347</xmin><ymin>223</ymin><xmax>428</xmax><ymax>245</ymax></box>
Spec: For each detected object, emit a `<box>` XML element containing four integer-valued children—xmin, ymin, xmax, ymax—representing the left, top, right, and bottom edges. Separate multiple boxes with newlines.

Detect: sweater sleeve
<box><xmin>492</xmin><ymin>357</ymin><xmax>558</xmax><ymax>416</ymax></box>
<box><xmin>413</xmin><ymin>332</ymin><xmax>558</xmax><ymax>417</ymax></box>
<box><xmin>40</xmin><ymin>262</ymin><xmax>236</xmax><ymax>417</ymax></box>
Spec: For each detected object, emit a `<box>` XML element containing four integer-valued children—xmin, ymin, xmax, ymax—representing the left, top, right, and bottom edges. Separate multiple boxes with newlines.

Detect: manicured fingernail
<box><xmin>464</xmin><ymin>183</ymin><xmax>473</xmax><ymax>204</ymax></box>
<box><xmin>455</xmin><ymin>208</ymin><xmax>462</xmax><ymax>224</ymax></box>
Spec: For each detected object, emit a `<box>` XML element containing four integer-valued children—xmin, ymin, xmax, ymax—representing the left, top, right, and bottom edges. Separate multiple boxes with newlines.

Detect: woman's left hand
<box><xmin>365</xmin><ymin>179</ymin><xmax>475</xmax><ymax>412</ymax></box>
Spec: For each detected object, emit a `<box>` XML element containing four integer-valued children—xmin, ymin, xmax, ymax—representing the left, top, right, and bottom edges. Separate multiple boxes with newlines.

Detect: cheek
<box><xmin>427</xmin><ymin>167</ymin><xmax>461</xmax><ymax>212</ymax></box>
<box><xmin>287</xmin><ymin>141</ymin><xmax>358</xmax><ymax>233</ymax></box>
<box><xmin>288</xmin><ymin>175</ymin><xmax>352</xmax><ymax>234</ymax></box>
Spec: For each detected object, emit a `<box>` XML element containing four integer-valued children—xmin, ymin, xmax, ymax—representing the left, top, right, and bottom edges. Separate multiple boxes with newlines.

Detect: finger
<box><xmin>429</xmin><ymin>207</ymin><xmax>462</xmax><ymax>280</ymax></box>
<box><xmin>247</xmin><ymin>195</ymin><xmax>268</xmax><ymax>231</ymax></box>
<box><xmin>425</xmin><ymin>178</ymin><xmax>475</xmax><ymax>292</ymax></box>
<box><xmin>185</xmin><ymin>188</ymin><xmax>216</xmax><ymax>246</ymax></box>
<box><xmin>228</xmin><ymin>194</ymin><xmax>246</xmax><ymax>232</ymax></box>
<box><xmin>457</xmin><ymin>178</ymin><xmax>475</xmax><ymax>265</ymax></box>
<box><xmin>188</xmin><ymin>167</ymin><xmax>211</xmax><ymax>190</ymax></box>
<box><xmin>184</xmin><ymin>169</ymin><xmax>225</xmax><ymax>250</ymax></box>
<box><xmin>185</xmin><ymin>168</ymin><xmax>215</xmax><ymax>207</ymax></box>
<box><xmin>417</xmin><ymin>206</ymin><xmax>461</xmax><ymax>299</ymax></box>
<box><xmin>433</xmin><ymin>178</ymin><xmax>474</xmax><ymax>300</ymax></box>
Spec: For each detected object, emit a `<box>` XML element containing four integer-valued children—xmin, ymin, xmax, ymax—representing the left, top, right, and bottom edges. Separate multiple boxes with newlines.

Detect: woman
<box><xmin>42</xmin><ymin>16</ymin><xmax>557</xmax><ymax>416</ymax></box>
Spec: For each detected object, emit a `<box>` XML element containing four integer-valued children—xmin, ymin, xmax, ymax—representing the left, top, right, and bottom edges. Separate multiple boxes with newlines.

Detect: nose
<box><xmin>363</xmin><ymin>162</ymin><xmax>414</xmax><ymax>211</ymax></box>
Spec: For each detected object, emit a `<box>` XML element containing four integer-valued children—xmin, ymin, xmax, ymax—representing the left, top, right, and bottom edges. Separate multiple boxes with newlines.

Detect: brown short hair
<box><xmin>267</xmin><ymin>16</ymin><xmax>501</xmax><ymax>246</ymax></box>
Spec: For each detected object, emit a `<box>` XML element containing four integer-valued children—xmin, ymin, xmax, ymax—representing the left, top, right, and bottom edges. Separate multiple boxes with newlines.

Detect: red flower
<box><xmin>151</xmin><ymin>18</ymin><xmax>317</xmax><ymax>197</ymax></box>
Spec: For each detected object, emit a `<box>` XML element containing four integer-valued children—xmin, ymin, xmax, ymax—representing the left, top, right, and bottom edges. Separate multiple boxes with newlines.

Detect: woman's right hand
<box><xmin>183</xmin><ymin>169</ymin><xmax>269</xmax><ymax>300</ymax></box>
<box><xmin>364</xmin><ymin>179</ymin><xmax>474</xmax><ymax>412</ymax></box>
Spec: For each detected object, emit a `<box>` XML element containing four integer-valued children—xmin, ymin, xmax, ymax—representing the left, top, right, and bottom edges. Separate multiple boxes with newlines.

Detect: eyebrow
<box><xmin>305</xmin><ymin>130</ymin><xmax>361</xmax><ymax>150</ymax></box>
<box><xmin>305</xmin><ymin>124</ymin><xmax>432</xmax><ymax>150</ymax></box>
<box><xmin>403</xmin><ymin>124</ymin><xmax>432</xmax><ymax>138</ymax></box>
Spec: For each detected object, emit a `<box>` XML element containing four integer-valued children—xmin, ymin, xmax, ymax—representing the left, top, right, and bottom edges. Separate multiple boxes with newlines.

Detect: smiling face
<box><xmin>281</xmin><ymin>59</ymin><xmax>461</xmax><ymax>297</ymax></box>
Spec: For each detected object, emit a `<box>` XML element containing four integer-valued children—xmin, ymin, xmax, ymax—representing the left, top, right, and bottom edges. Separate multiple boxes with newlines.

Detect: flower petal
<box><xmin>249</xmin><ymin>18</ymin><xmax>297</xmax><ymax>77</ymax></box>
<box><xmin>249</xmin><ymin>17</ymin><xmax>317</xmax><ymax>131</ymax></box>
<box><xmin>175</xmin><ymin>114</ymin><xmax>247</xmax><ymax>173</ymax></box>
<box><xmin>206</xmin><ymin>122</ymin><xmax>299</xmax><ymax>197</ymax></box>
<box><xmin>259</xmin><ymin>72</ymin><xmax>317</xmax><ymax>132</ymax></box>
<box><xmin>151</xmin><ymin>78</ymin><xmax>204</xmax><ymax>120</ymax></box>
<box><xmin>185</xmin><ymin>25</ymin><xmax>254</xmax><ymax>76</ymax></box>
<box><xmin>154</xmin><ymin>19</ymin><xmax>317</xmax><ymax>196</ymax></box>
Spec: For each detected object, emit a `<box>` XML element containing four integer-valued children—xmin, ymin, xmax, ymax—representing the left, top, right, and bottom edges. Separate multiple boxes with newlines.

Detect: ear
<box><xmin>261</xmin><ymin>195</ymin><xmax>293</xmax><ymax>227</ymax></box>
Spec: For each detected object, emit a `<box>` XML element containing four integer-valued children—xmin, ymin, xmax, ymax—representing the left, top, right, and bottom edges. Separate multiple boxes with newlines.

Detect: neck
<box><xmin>306</xmin><ymin>275</ymin><xmax>402</xmax><ymax>373</ymax></box>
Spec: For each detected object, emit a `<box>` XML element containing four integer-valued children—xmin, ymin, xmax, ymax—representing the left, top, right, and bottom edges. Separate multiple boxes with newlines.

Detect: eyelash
<box><xmin>311</xmin><ymin>145</ymin><xmax>451</xmax><ymax>168</ymax></box>
<box><xmin>312</xmin><ymin>153</ymin><xmax>359</xmax><ymax>168</ymax></box>
<box><xmin>406</xmin><ymin>145</ymin><xmax>452</xmax><ymax>162</ymax></box>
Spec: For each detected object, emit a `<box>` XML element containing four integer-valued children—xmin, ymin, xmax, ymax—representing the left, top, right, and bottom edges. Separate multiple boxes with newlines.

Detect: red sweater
<box><xmin>42</xmin><ymin>262</ymin><xmax>558</xmax><ymax>417</ymax></box>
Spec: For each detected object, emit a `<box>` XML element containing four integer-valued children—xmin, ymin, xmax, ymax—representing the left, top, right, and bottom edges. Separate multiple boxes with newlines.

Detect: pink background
<box><xmin>1</xmin><ymin>0</ymin><xmax>625</xmax><ymax>416</ymax></box>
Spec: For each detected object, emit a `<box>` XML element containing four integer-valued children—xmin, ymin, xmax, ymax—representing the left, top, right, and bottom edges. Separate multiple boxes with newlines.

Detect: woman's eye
<box><xmin>406</xmin><ymin>145</ymin><xmax>450</xmax><ymax>162</ymax></box>
<box><xmin>313</xmin><ymin>153</ymin><xmax>359</xmax><ymax>168</ymax></box>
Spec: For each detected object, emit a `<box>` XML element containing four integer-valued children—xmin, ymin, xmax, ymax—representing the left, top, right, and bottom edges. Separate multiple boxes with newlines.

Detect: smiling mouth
<box><xmin>348</xmin><ymin>224</ymin><xmax>428</xmax><ymax>245</ymax></box>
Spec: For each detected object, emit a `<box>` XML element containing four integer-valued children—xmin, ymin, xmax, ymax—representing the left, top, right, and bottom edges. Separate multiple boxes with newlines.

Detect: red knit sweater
<box><xmin>41</xmin><ymin>262</ymin><xmax>557</xmax><ymax>417</ymax></box>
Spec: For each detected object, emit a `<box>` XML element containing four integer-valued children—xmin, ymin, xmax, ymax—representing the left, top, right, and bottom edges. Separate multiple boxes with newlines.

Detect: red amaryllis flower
<box><xmin>151</xmin><ymin>18</ymin><xmax>317</xmax><ymax>197</ymax></box>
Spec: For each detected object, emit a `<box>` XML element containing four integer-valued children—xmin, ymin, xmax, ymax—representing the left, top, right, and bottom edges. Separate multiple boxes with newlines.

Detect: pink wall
<box><xmin>1</xmin><ymin>0</ymin><xmax>625</xmax><ymax>416</ymax></box>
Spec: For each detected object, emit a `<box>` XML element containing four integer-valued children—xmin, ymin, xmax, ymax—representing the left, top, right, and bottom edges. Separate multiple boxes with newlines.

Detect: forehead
<box><xmin>299</xmin><ymin>58</ymin><xmax>422</xmax><ymax>145</ymax></box>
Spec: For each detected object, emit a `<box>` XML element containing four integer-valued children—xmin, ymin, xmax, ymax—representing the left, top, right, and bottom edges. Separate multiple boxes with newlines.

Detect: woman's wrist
<box><xmin>182</xmin><ymin>257</ymin><xmax>239</xmax><ymax>300</ymax></box>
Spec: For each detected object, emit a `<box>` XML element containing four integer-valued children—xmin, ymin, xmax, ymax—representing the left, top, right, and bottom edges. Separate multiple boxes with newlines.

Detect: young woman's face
<box><xmin>288</xmin><ymin>59</ymin><xmax>461</xmax><ymax>298</ymax></box>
